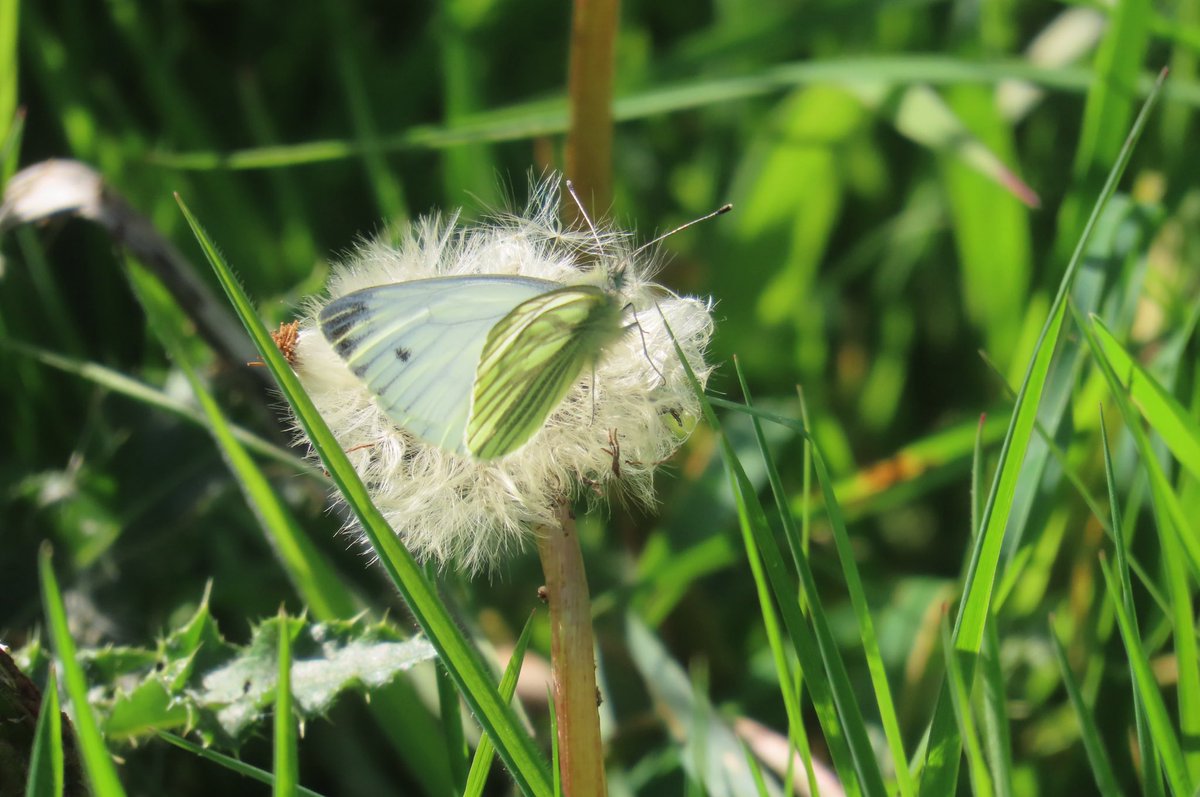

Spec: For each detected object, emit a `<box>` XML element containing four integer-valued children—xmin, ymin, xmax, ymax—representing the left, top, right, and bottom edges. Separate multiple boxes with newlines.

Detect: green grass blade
<box><xmin>1100</xmin><ymin>408</ymin><xmax>1161</xmax><ymax>797</ymax></box>
<box><xmin>38</xmin><ymin>545</ymin><xmax>126</xmax><ymax>797</ymax></box>
<box><xmin>940</xmin><ymin>613</ymin><xmax>992</xmax><ymax>797</ymax></box>
<box><xmin>724</xmin><ymin>444</ymin><xmax>874</xmax><ymax>794</ymax></box>
<box><xmin>1092</xmin><ymin>318</ymin><xmax>1200</xmax><ymax>481</ymax></box>
<box><xmin>1084</xmin><ymin>317</ymin><xmax>1200</xmax><ymax>785</ymax></box>
<box><xmin>1073</xmin><ymin>0</ymin><xmax>1152</xmax><ymax>176</ymax></box>
<box><xmin>805</xmin><ymin>441</ymin><xmax>914</xmax><ymax>797</ymax></box>
<box><xmin>730</xmin><ymin>364</ymin><xmax>834</xmax><ymax>797</ymax></box>
<box><xmin>918</xmin><ymin>66</ymin><xmax>1166</xmax><ymax>796</ymax></box>
<box><xmin>124</xmin><ymin>262</ymin><xmax>359</xmax><ymax>621</ymax></box>
<box><xmin>437</xmin><ymin>0</ymin><xmax>498</xmax><ymax>203</ymax></box>
<box><xmin>147</xmin><ymin>57</ymin><xmax>1195</xmax><ymax>171</ymax></box>
<box><xmin>1098</xmin><ymin>556</ymin><xmax>1193</xmax><ymax>794</ymax></box>
<box><xmin>0</xmin><ymin>0</ymin><xmax>17</xmax><ymax>146</ymax></box>
<box><xmin>666</xmin><ymin>320</ymin><xmax>883</xmax><ymax>796</ymax></box>
<box><xmin>921</xmin><ymin>258</ymin><xmax>1066</xmax><ymax>790</ymax></box>
<box><xmin>273</xmin><ymin>609</ymin><xmax>299</xmax><ymax>797</ymax></box>
<box><xmin>25</xmin><ymin>666</ymin><xmax>63</xmax><ymax>797</ymax></box>
<box><xmin>730</xmin><ymin>458</ymin><xmax>814</xmax><ymax>794</ymax></box>
<box><xmin>0</xmin><ymin>338</ymin><xmax>315</xmax><ymax>477</ymax></box>
<box><xmin>1052</xmin><ymin>0</ymin><xmax>1153</xmax><ymax>269</ymax></box>
<box><xmin>978</xmin><ymin>347</ymin><xmax>1117</xmax><ymax>546</ymax></box>
<box><xmin>986</xmin><ymin>195</ymin><xmax>1145</xmax><ymax>566</ymax></box>
<box><xmin>1082</xmin><ymin>312</ymin><xmax>1200</xmax><ymax>588</ymax></box>
<box><xmin>982</xmin><ymin>348</ymin><xmax>1176</xmax><ymax>624</ymax></box>
<box><xmin>978</xmin><ymin>622</ymin><xmax>1012</xmax><ymax>797</ymax></box>
<box><xmin>431</xmin><ymin>574</ymin><xmax>468</xmax><ymax>794</ymax></box>
<box><xmin>0</xmin><ymin>106</ymin><xmax>23</xmax><ymax>188</ymax></box>
<box><xmin>1047</xmin><ymin>618</ymin><xmax>1123</xmax><ymax>797</ymax></box>
<box><xmin>737</xmin><ymin>361</ymin><xmax>910</xmax><ymax>797</ymax></box>
<box><xmin>1157</xmin><ymin>483</ymin><xmax>1200</xmax><ymax>784</ymax></box>
<box><xmin>548</xmin><ymin>686</ymin><xmax>561</xmax><ymax>797</ymax></box>
<box><xmin>463</xmin><ymin>614</ymin><xmax>536</xmax><ymax>797</ymax></box>
<box><xmin>174</xmin><ymin>197</ymin><xmax>552</xmax><ymax>797</ymax></box>
<box><xmin>971</xmin><ymin>414</ymin><xmax>986</xmax><ymax>544</ymax></box>
<box><xmin>320</xmin><ymin>0</ymin><xmax>408</xmax><ymax>222</ymax></box>
<box><xmin>157</xmin><ymin>733</ymin><xmax>327</xmax><ymax>797</ymax></box>
<box><xmin>16</xmin><ymin>319</ymin><xmax>453</xmax><ymax>794</ymax></box>
<box><xmin>741</xmin><ymin>740</ymin><xmax>773</xmax><ymax>797</ymax></box>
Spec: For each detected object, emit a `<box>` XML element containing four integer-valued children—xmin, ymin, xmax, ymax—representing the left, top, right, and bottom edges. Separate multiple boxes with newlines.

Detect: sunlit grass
<box><xmin>5</xmin><ymin>1</ymin><xmax>1200</xmax><ymax>794</ymax></box>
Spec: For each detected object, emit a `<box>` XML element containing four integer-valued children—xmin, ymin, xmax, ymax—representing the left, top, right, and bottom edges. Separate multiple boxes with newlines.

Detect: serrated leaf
<box><xmin>80</xmin><ymin>603</ymin><xmax>436</xmax><ymax>747</ymax></box>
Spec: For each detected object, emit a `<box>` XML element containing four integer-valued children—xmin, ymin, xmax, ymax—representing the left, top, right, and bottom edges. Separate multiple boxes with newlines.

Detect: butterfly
<box><xmin>319</xmin><ymin>274</ymin><xmax>628</xmax><ymax>460</ymax></box>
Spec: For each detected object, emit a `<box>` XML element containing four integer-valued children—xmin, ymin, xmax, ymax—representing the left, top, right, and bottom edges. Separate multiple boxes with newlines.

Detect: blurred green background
<box><xmin>2</xmin><ymin>0</ymin><xmax>1198</xmax><ymax>794</ymax></box>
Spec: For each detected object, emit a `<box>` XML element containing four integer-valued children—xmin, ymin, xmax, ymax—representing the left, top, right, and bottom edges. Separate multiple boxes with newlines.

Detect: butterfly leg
<box><xmin>624</xmin><ymin>306</ymin><xmax>666</xmax><ymax>383</ymax></box>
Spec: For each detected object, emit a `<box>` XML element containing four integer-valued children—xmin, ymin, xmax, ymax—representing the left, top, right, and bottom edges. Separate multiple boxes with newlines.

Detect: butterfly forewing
<box><xmin>319</xmin><ymin>275</ymin><xmax>560</xmax><ymax>454</ymax></box>
<box><xmin>466</xmin><ymin>285</ymin><xmax>626</xmax><ymax>459</ymax></box>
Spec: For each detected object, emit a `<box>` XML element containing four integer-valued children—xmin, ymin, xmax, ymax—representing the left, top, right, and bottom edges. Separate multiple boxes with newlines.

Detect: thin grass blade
<box><xmin>174</xmin><ymin>197</ymin><xmax>551</xmax><ymax>797</ymax></box>
<box><xmin>1082</xmin><ymin>312</ymin><xmax>1200</xmax><ymax>586</ymax></box>
<box><xmin>25</xmin><ymin>666</ymin><xmax>64</xmax><ymax>797</ymax></box>
<box><xmin>273</xmin><ymin>609</ymin><xmax>299</xmax><ymax>797</ymax></box>
<box><xmin>1</xmin><ymin>339</ymin><xmax>312</xmax><ymax>475</ymax></box>
<box><xmin>157</xmin><ymin>733</ymin><xmax>327</xmax><ymax>797</ymax></box>
<box><xmin>918</xmin><ymin>67</ymin><xmax>1167</xmax><ymax>796</ymax></box>
<box><xmin>1098</xmin><ymin>557</ymin><xmax>1193</xmax><ymax>794</ymax></box>
<box><xmin>730</xmin><ymin>365</ymin><xmax>834</xmax><ymax>797</ymax></box>
<box><xmin>666</xmin><ymin>317</ymin><xmax>884</xmax><ymax>796</ymax></box>
<box><xmin>0</xmin><ymin>0</ymin><xmax>17</xmax><ymax>147</ymax></box>
<box><xmin>38</xmin><ymin>545</ymin><xmax>126</xmax><ymax>797</ymax></box>
<box><xmin>978</xmin><ymin>622</ymin><xmax>1012</xmax><ymax>797</ymax></box>
<box><xmin>1092</xmin><ymin>318</ymin><xmax>1200</xmax><ymax>481</ymax></box>
<box><xmin>940</xmin><ymin>613</ymin><xmax>992</xmax><ymax>797</ymax></box>
<box><xmin>1047</xmin><ymin>618</ymin><xmax>1123</xmax><ymax>797</ymax></box>
<box><xmin>148</xmin><ymin>57</ymin><xmax>1195</xmax><ymax>172</ymax></box>
<box><xmin>463</xmin><ymin>615</ymin><xmax>536</xmax><ymax>797</ymax></box>
<box><xmin>1100</xmin><ymin>408</ymin><xmax>1161</xmax><ymax>797</ymax></box>
<box><xmin>1085</xmin><ymin>317</ymin><xmax>1200</xmax><ymax>784</ymax></box>
<box><xmin>125</xmin><ymin>263</ymin><xmax>359</xmax><ymax>620</ymax></box>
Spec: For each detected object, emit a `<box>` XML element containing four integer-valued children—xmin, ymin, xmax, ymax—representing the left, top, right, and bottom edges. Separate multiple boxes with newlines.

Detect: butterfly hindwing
<box><xmin>466</xmin><ymin>285</ymin><xmax>626</xmax><ymax>459</ymax></box>
<box><xmin>319</xmin><ymin>275</ymin><xmax>561</xmax><ymax>454</ymax></box>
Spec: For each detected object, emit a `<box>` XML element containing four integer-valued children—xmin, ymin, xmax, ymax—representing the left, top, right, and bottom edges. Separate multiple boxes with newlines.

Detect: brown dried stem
<box><xmin>536</xmin><ymin>503</ymin><xmax>606</xmax><ymax>796</ymax></box>
<box><xmin>564</xmin><ymin>0</ymin><xmax>619</xmax><ymax>222</ymax></box>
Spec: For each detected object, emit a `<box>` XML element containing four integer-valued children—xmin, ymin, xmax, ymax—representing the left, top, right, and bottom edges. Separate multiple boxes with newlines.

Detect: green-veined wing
<box><xmin>466</xmin><ymin>285</ymin><xmax>626</xmax><ymax>459</ymax></box>
<box><xmin>319</xmin><ymin>275</ymin><xmax>560</xmax><ymax>455</ymax></box>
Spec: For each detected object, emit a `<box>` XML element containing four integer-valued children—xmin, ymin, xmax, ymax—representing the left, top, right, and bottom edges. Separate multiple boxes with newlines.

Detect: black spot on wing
<box><xmin>395</xmin><ymin>347</ymin><xmax>411</xmax><ymax>362</ymax></box>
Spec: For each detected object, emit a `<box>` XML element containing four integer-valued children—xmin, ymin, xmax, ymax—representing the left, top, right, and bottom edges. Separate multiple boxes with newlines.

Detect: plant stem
<box><xmin>565</xmin><ymin>0</ymin><xmax>619</xmax><ymax>222</ymax></box>
<box><xmin>537</xmin><ymin>503</ymin><xmax>606</xmax><ymax>797</ymax></box>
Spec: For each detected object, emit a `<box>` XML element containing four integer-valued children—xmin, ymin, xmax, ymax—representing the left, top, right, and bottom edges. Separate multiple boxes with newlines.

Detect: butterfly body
<box><xmin>319</xmin><ymin>274</ymin><xmax>627</xmax><ymax>460</ymax></box>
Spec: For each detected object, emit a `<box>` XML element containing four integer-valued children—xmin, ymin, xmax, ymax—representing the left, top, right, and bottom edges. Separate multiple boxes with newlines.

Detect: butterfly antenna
<box><xmin>632</xmin><ymin>203</ymin><xmax>733</xmax><ymax>257</ymax></box>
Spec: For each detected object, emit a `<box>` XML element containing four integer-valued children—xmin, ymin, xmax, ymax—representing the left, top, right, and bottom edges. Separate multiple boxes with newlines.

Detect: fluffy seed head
<box><xmin>290</xmin><ymin>176</ymin><xmax>715</xmax><ymax>572</ymax></box>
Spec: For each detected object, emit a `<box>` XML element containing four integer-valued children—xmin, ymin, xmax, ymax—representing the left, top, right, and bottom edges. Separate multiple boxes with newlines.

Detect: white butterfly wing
<box><xmin>319</xmin><ymin>275</ymin><xmax>561</xmax><ymax>454</ymax></box>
